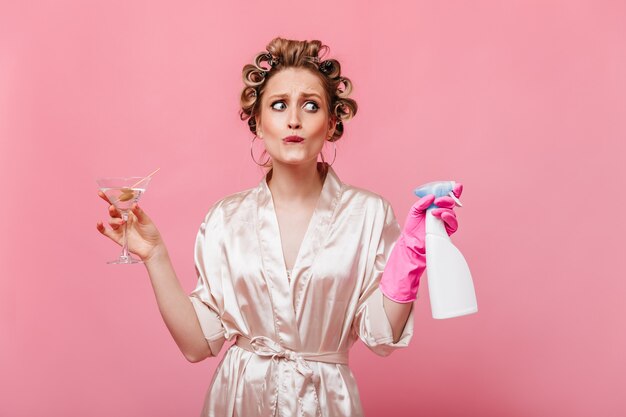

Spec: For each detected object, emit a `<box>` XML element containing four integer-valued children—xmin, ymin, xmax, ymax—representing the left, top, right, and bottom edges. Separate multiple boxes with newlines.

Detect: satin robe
<box><xmin>189</xmin><ymin>163</ymin><xmax>414</xmax><ymax>417</ymax></box>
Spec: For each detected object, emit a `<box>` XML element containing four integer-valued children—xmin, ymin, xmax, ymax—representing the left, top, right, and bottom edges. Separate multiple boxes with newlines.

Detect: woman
<box><xmin>96</xmin><ymin>37</ymin><xmax>461</xmax><ymax>417</ymax></box>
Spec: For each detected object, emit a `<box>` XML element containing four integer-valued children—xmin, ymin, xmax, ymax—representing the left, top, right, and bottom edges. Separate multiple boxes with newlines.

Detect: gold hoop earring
<box><xmin>250</xmin><ymin>135</ymin><xmax>271</xmax><ymax>166</ymax></box>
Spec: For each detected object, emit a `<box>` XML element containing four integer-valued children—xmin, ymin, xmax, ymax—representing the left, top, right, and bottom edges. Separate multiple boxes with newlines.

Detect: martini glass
<box><xmin>96</xmin><ymin>176</ymin><xmax>151</xmax><ymax>264</ymax></box>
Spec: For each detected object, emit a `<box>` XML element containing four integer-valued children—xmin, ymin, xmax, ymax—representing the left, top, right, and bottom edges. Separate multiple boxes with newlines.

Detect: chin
<box><xmin>277</xmin><ymin>156</ymin><xmax>318</xmax><ymax>165</ymax></box>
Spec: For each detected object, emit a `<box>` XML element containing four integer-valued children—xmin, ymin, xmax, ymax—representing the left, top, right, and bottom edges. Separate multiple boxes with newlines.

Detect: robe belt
<box><xmin>235</xmin><ymin>335</ymin><xmax>349</xmax><ymax>417</ymax></box>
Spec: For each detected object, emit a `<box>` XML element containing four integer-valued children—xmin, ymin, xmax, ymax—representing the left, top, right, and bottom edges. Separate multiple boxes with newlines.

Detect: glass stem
<box><xmin>121</xmin><ymin>211</ymin><xmax>130</xmax><ymax>260</ymax></box>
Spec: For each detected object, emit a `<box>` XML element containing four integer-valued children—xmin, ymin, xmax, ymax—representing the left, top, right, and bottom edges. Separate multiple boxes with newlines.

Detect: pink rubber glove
<box><xmin>379</xmin><ymin>183</ymin><xmax>463</xmax><ymax>303</ymax></box>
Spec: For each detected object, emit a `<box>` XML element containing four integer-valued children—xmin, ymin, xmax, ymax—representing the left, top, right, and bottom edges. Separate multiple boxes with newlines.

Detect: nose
<box><xmin>287</xmin><ymin>108</ymin><xmax>301</xmax><ymax>130</ymax></box>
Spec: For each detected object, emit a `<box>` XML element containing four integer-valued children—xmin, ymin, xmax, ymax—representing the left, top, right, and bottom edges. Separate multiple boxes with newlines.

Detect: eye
<box><xmin>304</xmin><ymin>101</ymin><xmax>319</xmax><ymax>111</ymax></box>
<box><xmin>271</xmin><ymin>101</ymin><xmax>286</xmax><ymax>111</ymax></box>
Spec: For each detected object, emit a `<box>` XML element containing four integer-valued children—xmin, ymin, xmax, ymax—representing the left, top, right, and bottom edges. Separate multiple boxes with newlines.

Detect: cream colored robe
<box><xmin>189</xmin><ymin>163</ymin><xmax>414</xmax><ymax>417</ymax></box>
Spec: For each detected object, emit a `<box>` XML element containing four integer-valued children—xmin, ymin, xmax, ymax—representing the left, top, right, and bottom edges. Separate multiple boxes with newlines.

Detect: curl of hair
<box><xmin>239</xmin><ymin>38</ymin><xmax>358</xmax><ymax>143</ymax></box>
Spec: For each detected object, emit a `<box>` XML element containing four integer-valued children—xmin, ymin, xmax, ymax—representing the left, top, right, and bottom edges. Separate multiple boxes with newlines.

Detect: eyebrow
<box><xmin>267</xmin><ymin>92</ymin><xmax>323</xmax><ymax>101</ymax></box>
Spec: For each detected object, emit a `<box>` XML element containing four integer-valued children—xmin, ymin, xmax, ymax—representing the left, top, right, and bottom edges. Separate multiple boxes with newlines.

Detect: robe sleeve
<box><xmin>352</xmin><ymin>200</ymin><xmax>415</xmax><ymax>356</ymax></box>
<box><xmin>188</xmin><ymin>203</ymin><xmax>227</xmax><ymax>357</ymax></box>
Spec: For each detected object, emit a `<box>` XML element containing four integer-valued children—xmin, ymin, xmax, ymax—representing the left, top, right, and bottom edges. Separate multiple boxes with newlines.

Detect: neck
<box><xmin>266</xmin><ymin>161</ymin><xmax>327</xmax><ymax>204</ymax></box>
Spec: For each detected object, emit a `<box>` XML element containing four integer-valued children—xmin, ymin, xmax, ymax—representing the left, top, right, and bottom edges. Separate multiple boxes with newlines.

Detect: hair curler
<box><xmin>414</xmin><ymin>181</ymin><xmax>478</xmax><ymax>319</ymax></box>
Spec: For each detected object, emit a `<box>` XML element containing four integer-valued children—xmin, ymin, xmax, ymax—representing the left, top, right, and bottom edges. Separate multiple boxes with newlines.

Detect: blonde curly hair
<box><xmin>239</xmin><ymin>37</ymin><xmax>358</xmax><ymax>143</ymax></box>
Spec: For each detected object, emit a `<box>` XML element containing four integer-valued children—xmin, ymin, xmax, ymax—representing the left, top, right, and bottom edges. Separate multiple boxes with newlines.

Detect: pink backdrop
<box><xmin>1</xmin><ymin>1</ymin><xmax>624</xmax><ymax>416</ymax></box>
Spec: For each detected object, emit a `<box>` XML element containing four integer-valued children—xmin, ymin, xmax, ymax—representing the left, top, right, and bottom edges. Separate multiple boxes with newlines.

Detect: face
<box><xmin>255</xmin><ymin>67</ymin><xmax>335</xmax><ymax>167</ymax></box>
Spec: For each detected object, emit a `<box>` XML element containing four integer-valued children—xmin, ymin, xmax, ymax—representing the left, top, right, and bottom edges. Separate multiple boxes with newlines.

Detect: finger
<box><xmin>432</xmin><ymin>209</ymin><xmax>459</xmax><ymax>234</ymax></box>
<box><xmin>440</xmin><ymin>210</ymin><xmax>458</xmax><ymax>234</ymax></box>
<box><xmin>131</xmin><ymin>203</ymin><xmax>150</xmax><ymax>225</ymax></box>
<box><xmin>433</xmin><ymin>196</ymin><xmax>455</xmax><ymax>209</ymax></box>
<box><xmin>452</xmin><ymin>183</ymin><xmax>463</xmax><ymax>198</ymax></box>
<box><xmin>96</xmin><ymin>221</ymin><xmax>121</xmax><ymax>242</ymax></box>
<box><xmin>108</xmin><ymin>204</ymin><xmax>121</xmax><ymax>218</ymax></box>
<box><xmin>98</xmin><ymin>190</ymin><xmax>112</xmax><ymax>205</ymax></box>
<box><xmin>108</xmin><ymin>217</ymin><xmax>125</xmax><ymax>230</ymax></box>
<box><xmin>410</xmin><ymin>194</ymin><xmax>435</xmax><ymax>216</ymax></box>
<box><xmin>431</xmin><ymin>207</ymin><xmax>452</xmax><ymax>218</ymax></box>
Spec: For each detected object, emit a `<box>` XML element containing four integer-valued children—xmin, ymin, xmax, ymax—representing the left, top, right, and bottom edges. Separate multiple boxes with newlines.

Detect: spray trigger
<box><xmin>448</xmin><ymin>191</ymin><xmax>463</xmax><ymax>207</ymax></box>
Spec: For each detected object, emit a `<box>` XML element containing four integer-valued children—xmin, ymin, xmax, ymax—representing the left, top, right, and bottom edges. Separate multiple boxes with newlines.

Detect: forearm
<box><xmin>144</xmin><ymin>245</ymin><xmax>211</xmax><ymax>362</ymax></box>
<box><xmin>382</xmin><ymin>294</ymin><xmax>413</xmax><ymax>343</ymax></box>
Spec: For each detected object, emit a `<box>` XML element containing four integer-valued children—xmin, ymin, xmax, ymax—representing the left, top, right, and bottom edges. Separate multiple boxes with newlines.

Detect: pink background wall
<box><xmin>1</xmin><ymin>1</ymin><xmax>624</xmax><ymax>416</ymax></box>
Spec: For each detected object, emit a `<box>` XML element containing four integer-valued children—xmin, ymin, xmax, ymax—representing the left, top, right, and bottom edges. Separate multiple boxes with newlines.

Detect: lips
<box><xmin>283</xmin><ymin>135</ymin><xmax>304</xmax><ymax>143</ymax></box>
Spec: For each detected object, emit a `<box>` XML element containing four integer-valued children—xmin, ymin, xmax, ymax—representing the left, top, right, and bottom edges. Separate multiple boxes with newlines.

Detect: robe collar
<box><xmin>259</xmin><ymin>161</ymin><xmax>341</xmax><ymax>209</ymax></box>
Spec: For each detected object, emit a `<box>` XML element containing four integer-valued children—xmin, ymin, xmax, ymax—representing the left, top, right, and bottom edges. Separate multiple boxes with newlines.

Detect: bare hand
<box><xmin>96</xmin><ymin>191</ymin><xmax>165</xmax><ymax>261</ymax></box>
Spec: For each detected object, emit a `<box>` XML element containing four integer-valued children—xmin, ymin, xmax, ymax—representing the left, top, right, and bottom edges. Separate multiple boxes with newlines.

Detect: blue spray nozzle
<box><xmin>413</xmin><ymin>181</ymin><xmax>462</xmax><ymax>210</ymax></box>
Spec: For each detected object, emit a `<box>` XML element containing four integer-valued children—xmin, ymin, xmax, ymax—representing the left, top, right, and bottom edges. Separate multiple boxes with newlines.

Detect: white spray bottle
<box><xmin>414</xmin><ymin>181</ymin><xmax>478</xmax><ymax>319</ymax></box>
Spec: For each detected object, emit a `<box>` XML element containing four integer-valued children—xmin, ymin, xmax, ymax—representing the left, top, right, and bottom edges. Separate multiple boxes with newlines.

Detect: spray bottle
<box><xmin>414</xmin><ymin>181</ymin><xmax>478</xmax><ymax>319</ymax></box>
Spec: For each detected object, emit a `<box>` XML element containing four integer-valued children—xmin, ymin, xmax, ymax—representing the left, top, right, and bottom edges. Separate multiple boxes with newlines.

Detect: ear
<box><xmin>328</xmin><ymin>116</ymin><xmax>337</xmax><ymax>138</ymax></box>
<box><xmin>255</xmin><ymin>116</ymin><xmax>263</xmax><ymax>138</ymax></box>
